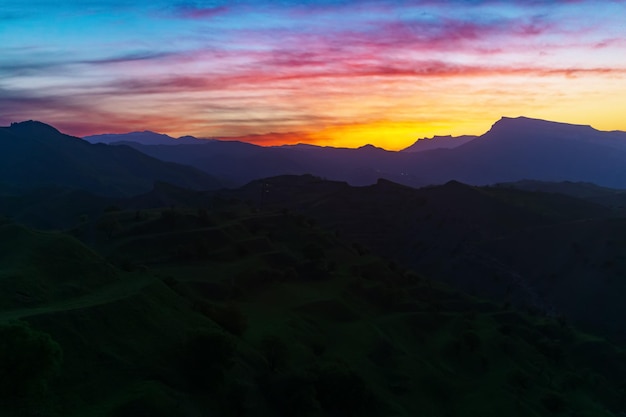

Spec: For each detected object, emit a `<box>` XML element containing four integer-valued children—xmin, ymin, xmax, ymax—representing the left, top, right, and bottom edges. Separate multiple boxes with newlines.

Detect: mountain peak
<box><xmin>7</xmin><ymin>120</ymin><xmax>63</xmax><ymax>136</ymax></box>
<box><xmin>358</xmin><ymin>144</ymin><xmax>386</xmax><ymax>151</ymax></box>
<box><xmin>491</xmin><ymin>116</ymin><xmax>596</xmax><ymax>133</ymax></box>
<box><xmin>443</xmin><ymin>179</ymin><xmax>472</xmax><ymax>189</ymax></box>
<box><xmin>84</xmin><ymin>130</ymin><xmax>179</xmax><ymax>145</ymax></box>
<box><xmin>402</xmin><ymin>134</ymin><xmax>477</xmax><ymax>152</ymax></box>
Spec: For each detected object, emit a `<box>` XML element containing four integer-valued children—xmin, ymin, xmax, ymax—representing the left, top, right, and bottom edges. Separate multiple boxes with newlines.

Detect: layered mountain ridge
<box><xmin>6</xmin><ymin>116</ymin><xmax>626</xmax><ymax>191</ymax></box>
<box><xmin>0</xmin><ymin>120</ymin><xmax>222</xmax><ymax>196</ymax></box>
<box><xmin>87</xmin><ymin>116</ymin><xmax>626</xmax><ymax>188</ymax></box>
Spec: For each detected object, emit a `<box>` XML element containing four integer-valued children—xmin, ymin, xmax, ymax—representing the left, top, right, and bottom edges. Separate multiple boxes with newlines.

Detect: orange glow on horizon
<box><xmin>3</xmin><ymin>1</ymin><xmax>626</xmax><ymax>146</ymax></box>
<box><xmin>211</xmin><ymin>119</ymin><xmax>495</xmax><ymax>150</ymax></box>
<box><xmin>305</xmin><ymin>121</ymin><xmax>482</xmax><ymax>150</ymax></box>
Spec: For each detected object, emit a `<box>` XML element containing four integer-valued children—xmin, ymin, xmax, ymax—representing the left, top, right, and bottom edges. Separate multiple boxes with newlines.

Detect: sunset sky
<box><xmin>1</xmin><ymin>0</ymin><xmax>625</xmax><ymax>149</ymax></box>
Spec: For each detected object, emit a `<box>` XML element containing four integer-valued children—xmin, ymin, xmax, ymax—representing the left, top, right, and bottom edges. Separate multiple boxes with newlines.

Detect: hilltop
<box><xmin>0</xmin><ymin>121</ymin><xmax>222</xmax><ymax>196</ymax></box>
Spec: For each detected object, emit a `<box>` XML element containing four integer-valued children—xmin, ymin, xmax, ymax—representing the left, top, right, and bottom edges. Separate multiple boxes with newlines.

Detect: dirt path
<box><xmin>0</xmin><ymin>274</ymin><xmax>154</xmax><ymax>322</ymax></box>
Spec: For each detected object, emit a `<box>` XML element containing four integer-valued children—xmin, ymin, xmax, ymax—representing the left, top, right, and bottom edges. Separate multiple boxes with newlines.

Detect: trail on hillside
<box><xmin>0</xmin><ymin>274</ymin><xmax>154</xmax><ymax>322</ymax></box>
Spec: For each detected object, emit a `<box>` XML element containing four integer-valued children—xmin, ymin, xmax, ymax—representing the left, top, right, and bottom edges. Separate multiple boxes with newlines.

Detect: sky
<box><xmin>1</xmin><ymin>0</ymin><xmax>625</xmax><ymax>149</ymax></box>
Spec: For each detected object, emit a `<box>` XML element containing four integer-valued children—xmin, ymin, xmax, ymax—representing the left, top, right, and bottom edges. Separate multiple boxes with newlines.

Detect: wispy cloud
<box><xmin>171</xmin><ymin>3</ymin><xmax>229</xmax><ymax>19</ymax></box>
<box><xmin>80</xmin><ymin>51</ymin><xmax>178</xmax><ymax>65</ymax></box>
<box><xmin>2</xmin><ymin>0</ymin><xmax>625</xmax><ymax>146</ymax></box>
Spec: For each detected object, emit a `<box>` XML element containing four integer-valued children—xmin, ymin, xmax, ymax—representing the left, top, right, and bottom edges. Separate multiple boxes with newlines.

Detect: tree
<box><xmin>97</xmin><ymin>215</ymin><xmax>120</xmax><ymax>239</ymax></box>
<box><xmin>302</xmin><ymin>241</ymin><xmax>325</xmax><ymax>265</ymax></box>
<box><xmin>261</xmin><ymin>335</ymin><xmax>290</xmax><ymax>372</ymax></box>
<box><xmin>312</xmin><ymin>363</ymin><xmax>379</xmax><ymax>416</ymax></box>
<box><xmin>0</xmin><ymin>321</ymin><xmax>62</xmax><ymax>403</ymax></box>
<box><xmin>181</xmin><ymin>329</ymin><xmax>236</xmax><ymax>390</ymax></box>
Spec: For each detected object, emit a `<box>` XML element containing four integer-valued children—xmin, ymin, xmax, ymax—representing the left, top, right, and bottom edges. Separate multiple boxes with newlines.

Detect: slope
<box><xmin>401</xmin><ymin>134</ymin><xmax>477</xmax><ymax>152</ymax></box>
<box><xmin>0</xmin><ymin>220</ymin><xmax>121</xmax><ymax>311</ymax></box>
<box><xmin>219</xmin><ymin>175</ymin><xmax>626</xmax><ymax>340</ymax></box>
<box><xmin>3</xmin><ymin>198</ymin><xmax>626</xmax><ymax>416</ymax></box>
<box><xmin>0</xmin><ymin>121</ymin><xmax>222</xmax><ymax>196</ymax></box>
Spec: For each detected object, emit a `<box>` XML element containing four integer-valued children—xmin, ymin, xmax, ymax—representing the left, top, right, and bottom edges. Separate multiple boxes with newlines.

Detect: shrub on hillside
<box><xmin>180</xmin><ymin>329</ymin><xmax>236</xmax><ymax>390</ymax></box>
<box><xmin>0</xmin><ymin>321</ymin><xmax>62</xmax><ymax>402</ymax></box>
<box><xmin>541</xmin><ymin>391</ymin><xmax>566</xmax><ymax>414</ymax></box>
<box><xmin>260</xmin><ymin>335</ymin><xmax>290</xmax><ymax>372</ymax></box>
<box><xmin>194</xmin><ymin>302</ymin><xmax>248</xmax><ymax>336</ymax></box>
<box><xmin>261</xmin><ymin>371</ymin><xmax>318</xmax><ymax>417</ymax></box>
<box><xmin>311</xmin><ymin>363</ymin><xmax>380</xmax><ymax>416</ymax></box>
<box><xmin>97</xmin><ymin>215</ymin><xmax>120</xmax><ymax>239</ymax></box>
<box><xmin>302</xmin><ymin>241</ymin><xmax>325</xmax><ymax>264</ymax></box>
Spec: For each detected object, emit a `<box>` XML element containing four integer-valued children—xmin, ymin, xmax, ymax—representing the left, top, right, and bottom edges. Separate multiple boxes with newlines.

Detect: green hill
<box><xmin>219</xmin><ymin>176</ymin><xmax>626</xmax><ymax>339</ymax></box>
<box><xmin>2</xmin><ymin>196</ymin><xmax>626</xmax><ymax>416</ymax></box>
<box><xmin>0</xmin><ymin>222</ymin><xmax>118</xmax><ymax>311</ymax></box>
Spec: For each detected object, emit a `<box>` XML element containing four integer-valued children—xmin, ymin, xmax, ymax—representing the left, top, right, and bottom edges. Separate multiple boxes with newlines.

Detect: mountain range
<box><xmin>4</xmin><ymin>116</ymin><xmax>626</xmax><ymax>196</ymax></box>
<box><xmin>0</xmin><ymin>121</ymin><xmax>222</xmax><ymax>196</ymax></box>
<box><xmin>90</xmin><ymin>116</ymin><xmax>626</xmax><ymax>189</ymax></box>
<box><xmin>84</xmin><ymin>130</ymin><xmax>213</xmax><ymax>146</ymax></box>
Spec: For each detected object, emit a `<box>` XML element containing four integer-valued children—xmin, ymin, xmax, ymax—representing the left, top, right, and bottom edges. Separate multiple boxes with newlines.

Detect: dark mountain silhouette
<box><xmin>124</xmin><ymin>138</ymin><xmax>421</xmax><ymax>187</ymax></box>
<box><xmin>418</xmin><ymin>116</ymin><xmax>626</xmax><ymax>187</ymax></box>
<box><xmin>401</xmin><ymin>134</ymin><xmax>477</xmax><ymax>152</ymax></box>
<box><xmin>109</xmin><ymin>116</ymin><xmax>626</xmax><ymax>189</ymax></box>
<box><xmin>84</xmin><ymin>130</ymin><xmax>209</xmax><ymax>145</ymax></box>
<box><xmin>0</xmin><ymin>121</ymin><xmax>222</xmax><ymax>196</ymax></box>
<box><xmin>121</xmin><ymin>140</ymin><xmax>310</xmax><ymax>186</ymax></box>
<box><xmin>495</xmin><ymin>179</ymin><xmax>624</xmax><ymax>199</ymax></box>
<box><xmin>218</xmin><ymin>174</ymin><xmax>626</xmax><ymax>342</ymax></box>
<box><xmin>495</xmin><ymin>180</ymin><xmax>626</xmax><ymax>210</ymax></box>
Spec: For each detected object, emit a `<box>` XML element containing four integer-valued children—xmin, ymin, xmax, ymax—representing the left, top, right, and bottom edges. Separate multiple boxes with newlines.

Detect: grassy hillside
<box><xmin>218</xmin><ymin>176</ymin><xmax>626</xmax><ymax>339</ymax></box>
<box><xmin>2</xmin><ymin>196</ymin><xmax>626</xmax><ymax>416</ymax></box>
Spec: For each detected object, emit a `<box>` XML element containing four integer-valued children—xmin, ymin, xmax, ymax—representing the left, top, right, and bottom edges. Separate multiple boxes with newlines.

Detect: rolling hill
<box><xmin>219</xmin><ymin>175</ymin><xmax>626</xmax><ymax>342</ymax></box>
<box><xmin>2</xmin><ymin>196</ymin><xmax>626</xmax><ymax>417</ymax></box>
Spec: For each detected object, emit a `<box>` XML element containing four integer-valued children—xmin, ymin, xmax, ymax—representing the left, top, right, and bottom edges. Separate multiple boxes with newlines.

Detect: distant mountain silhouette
<box><xmin>495</xmin><ymin>179</ymin><xmax>626</xmax><ymax>212</ymax></box>
<box><xmin>112</xmin><ymin>116</ymin><xmax>626</xmax><ymax>188</ymax></box>
<box><xmin>495</xmin><ymin>179</ymin><xmax>625</xmax><ymax>199</ymax></box>
<box><xmin>0</xmin><ymin>121</ymin><xmax>222</xmax><ymax>196</ymax></box>
<box><xmin>84</xmin><ymin>131</ymin><xmax>209</xmax><ymax>145</ymax></box>
<box><xmin>274</xmin><ymin>143</ymin><xmax>325</xmax><ymax>151</ymax></box>
<box><xmin>401</xmin><ymin>135</ymin><xmax>477</xmax><ymax>152</ymax></box>
<box><xmin>398</xmin><ymin>116</ymin><xmax>626</xmax><ymax>187</ymax></box>
<box><xmin>123</xmin><ymin>138</ymin><xmax>420</xmax><ymax>187</ymax></box>
<box><xmin>414</xmin><ymin>116</ymin><xmax>626</xmax><ymax>187</ymax></box>
<box><xmin>120</xmin><ymin>140</ymin><xmax>310</xmax><ymax>187</ymax></box>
